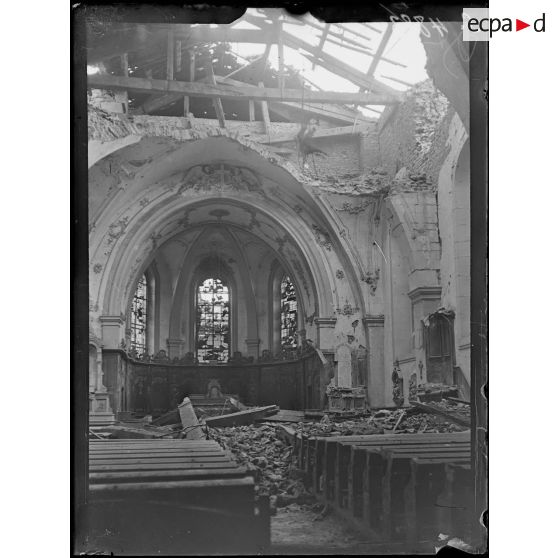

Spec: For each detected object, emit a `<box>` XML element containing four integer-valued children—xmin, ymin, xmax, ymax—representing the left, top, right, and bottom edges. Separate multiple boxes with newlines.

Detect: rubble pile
<box><xmin>318</xmin><ymin>169</ymin><xmax>391</xmax><ymax>196</ymax></box>
<box><xmin>294</xmin><ymin>406</ymin><xmax>467</xmax><ymax>437</ymax></box>
<box><xmin>427</xmin><ymin>399</ymin><xmax>471</xmax><ymax>424</ymax></box>
<box><xmin>209</xmin><ymin>424</ymin><xmax>314</xmax><ymax>508</ymax></box>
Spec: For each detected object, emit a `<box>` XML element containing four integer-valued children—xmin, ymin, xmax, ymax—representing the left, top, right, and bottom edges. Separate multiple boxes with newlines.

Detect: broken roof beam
<box><xmin>140</xmin><ymin>73</ymin><xmax>371</xmax><ymax>121</ymax></box>
<box><xmin>334</xmin><ymin>23</ymin><xmax>370</xmax><ymax>41</ymax></box>
<box><xmin>313</xmin><ymin>23</ymin><xmax>330</xmax><ymax>70</ymax></box>
<box><xmin>206</xmin><ymin>54</ymin><xmax>226</xmax><ymax>128</ymax></box>
<box><xmin>362</xmin><ymin>23</ymin><xmax>394</xmax><ymax>86</ymax></box>
<box><xmin>276</xmin><ymin>19</ymin><xmax>285</xmax><ymax>93</ymax></box>
<box><xmin>361</xmin><ymin>22</ymin><xmax>383</xmax><ymax>34</ymax></box>
<box><xmin>268</xmin><ymin>101</ymin><xmax>371</xmax><ymax>126</ymax></box>
<box><xmin>263</xmin><ymin>123</ymin><xmax>372</xmax><ymax>144</ymax></box>
<box><xmin>166</xmin><ymin>29</ymin><xmax>175</xmax><ymax>80</ymax></box>
<box><xmin>240</xmin><ymin>15</ymin><xmax>399</xmax><ymax>96</ymax></box>
<box><xmin>297</xmin><ymin>16</ymin><xmax>371</xmax><ymax>51</ymax></box>
<box><xmin>87</xmin><ymin>74</ymin><xmax>402</xmax><ymax>105</ymax></box>
<box><xmin>258</xmin><ymin>81</ymin><xmax>271</xmax><ymax>135</ymax></box>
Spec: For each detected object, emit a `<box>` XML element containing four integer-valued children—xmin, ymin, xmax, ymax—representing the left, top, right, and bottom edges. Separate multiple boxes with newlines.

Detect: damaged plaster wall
<box><xmin>87</xmin><ymin>74</ymin><xmax>470</xmax><ymax>409</ymax></box>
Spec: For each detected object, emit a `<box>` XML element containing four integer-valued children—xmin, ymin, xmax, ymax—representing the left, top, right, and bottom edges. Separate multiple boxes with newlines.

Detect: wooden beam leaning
<box><xmin>363</xmin><ymin>24</ymin><xmax>393</xmax><ymax>86</ymax></box>
<box><xmin>248</xmin><ymin>100</ymin><xmax>255</xmax><ymax>122</ymax></box>
<box><xmin>166</xmin><ymin>29</ymin><xmax>174</xmax><ymax>81</ymax></box>
<box><xmin>120</xmin><ymin>53</ymin><xmax>129</xmax><ymax>114</ymax></box>
<box><xmin>185</xmin><ymin>50</ymin><xmax>195</xmax><ymax>116</ymax></box>
<box><xmin>263</xmin><ymin>123</ymin><xmax>372</xmax><ymax>144</ymax></box>
<box><xmin>313</xmin><ymin>23</ymin><xmax>330</xmax><ymax>70</ymax></box>
<box><xmin>277</xmin><ymin>19</ymin><xmax>285</xmax><ymax>94</ymax></box>
<box><xmin>87</xmin><ymin>75</ymin><xmax>402</xmax><ymax>105</ymax></box>
<box><xmin>206</xmin><ymin>54</ymin><xmax>226</xmax><ymax>128</ymax></box>
<box><xmin>259</xmin><ymin>81</ymin><xmax>271</xmax><ymax>136</ymax></box>
<box><xmin>240</xmin><ymin>14</ymin><xmax>399</xmax><ymax>96</ymax></box>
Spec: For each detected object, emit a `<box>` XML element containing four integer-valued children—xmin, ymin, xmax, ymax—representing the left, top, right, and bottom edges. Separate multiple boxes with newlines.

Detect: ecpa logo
<box><xmin>463</xmin><ymin>8</ymin><xmax>546</xmax><ymax>41</ymax></box>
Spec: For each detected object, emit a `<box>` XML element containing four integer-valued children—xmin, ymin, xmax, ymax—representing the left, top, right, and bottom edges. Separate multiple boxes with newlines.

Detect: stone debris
<box><xmin>318</xmin><ymin>169</ymin><xmax>391</xmax><ymax>196</ymax></box>
<box><xmin>293</xmin><ymin>404</ymin><xmax>468</xmax><ymax>437</ymax></box>
<box><xmin>423</xmin><ymin>398</ymin><xmax>471</xmax><ymax>424</ymax></box>
<box><xmin>209</xmin><ymin>424</ymin><xmax>314</xmax><ymax>510</ymax></box>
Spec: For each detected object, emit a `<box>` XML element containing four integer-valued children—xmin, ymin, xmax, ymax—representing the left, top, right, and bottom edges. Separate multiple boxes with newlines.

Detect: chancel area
<box><xmin>80</xmin><ymin>9</ymin><xmax>483</xmax><ymax>555</ymax></box>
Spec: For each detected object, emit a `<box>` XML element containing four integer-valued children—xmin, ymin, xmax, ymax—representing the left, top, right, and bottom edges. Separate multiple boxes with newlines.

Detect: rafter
<box><xmin>263</xmin><ymin>123</ymin><xmax>372</xmax><ymax>144</ymax></box>
<box><xmin>88</xmin><ymin>74</ymin><xmax>402</xmax><ymax>105</ymax></box>
<box><xmin>241</xmin><ymin>14</ymin><xmax>399</xmax><ymax>96</ymax></box>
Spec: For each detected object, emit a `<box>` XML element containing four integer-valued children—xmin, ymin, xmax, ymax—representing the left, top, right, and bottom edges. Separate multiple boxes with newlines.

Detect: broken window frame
<box><xmin>196</xmin><ymin>277</ymin><xmax>231</xmax><ymax>363</ymax></box>
<box><xmin>280</xmin><ymin>275</ymin><xmax>298</xmax><ymax>349</ymax></box>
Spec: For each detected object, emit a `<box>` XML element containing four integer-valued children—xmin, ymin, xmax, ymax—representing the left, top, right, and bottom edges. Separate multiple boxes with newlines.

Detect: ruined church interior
<box><xmin>78</xmin><ymin>8</ymin><xmax>484</xmax><ymax>555</ymax></box>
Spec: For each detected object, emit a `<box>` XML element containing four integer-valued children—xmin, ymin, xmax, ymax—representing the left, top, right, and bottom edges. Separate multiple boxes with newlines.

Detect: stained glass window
<box><xmin>196</xmin><ymin>278</ymin><xmax>230</xmax><ymax>363</ymax></box>
<box><xmin>130</xmin><ymin>273</ymin><xmax>148</xmax><ymax>354</ymax></box>
<box><xmin>280</xmin><ymin>276</ymin><xmax>298</xmax><ymax>348</ymax></box>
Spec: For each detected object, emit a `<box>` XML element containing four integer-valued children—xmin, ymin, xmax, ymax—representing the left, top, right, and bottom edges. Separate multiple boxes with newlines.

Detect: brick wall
<box><xmin>377</xmin><ymin>81</ymin><xmax>451</xmax><ymax>183</ymax></box>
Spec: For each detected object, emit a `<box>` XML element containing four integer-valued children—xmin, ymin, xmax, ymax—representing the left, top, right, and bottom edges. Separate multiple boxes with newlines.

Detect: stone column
<box><xmin>95</xmin><ymin>348</ymin><xmax>106</xmax><ymax>393</ymax></box>
<box><xmin>167</xmin><ymin>338</ymin><xmax>184</xmax><ymax>359</ymax></box>
<box><xmin>88</xmin><ymin>340</ymin><xmax>115</xmax><ymax>426</ymax></box>
<box><xmin>363</xmin><ymin>314</ymin><xmax>386</xmax><ymax>408</ymax></box>
<box><xmin>245</xmin><ymin>338</ymin><xmax>260</xmax><ymax>359</ymax></box>
<box><xmin>100</xmin><ymin>315</ymin><xmax>125</xmax><ymax>349</ymax></box>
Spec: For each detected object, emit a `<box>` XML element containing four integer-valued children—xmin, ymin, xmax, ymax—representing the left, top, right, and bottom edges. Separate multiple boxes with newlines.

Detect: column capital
<box><xmin>363</xmin><ymin>314</ymin><xmax>385</xmax><ymax>327</ymax></box>
<box><xmin>314</xmin><ymin>317</ymin><xmax>337</xmax><ymax>327</ymax></box>
<box><xmin>408</xmin><ymin>286</ymin><xmax>442</xmax><ymax>303</ymax></box>
<box><xmin>99</xmin><ymin>314</ymin><xmax>125</xmax><ymax>326</ymax></box>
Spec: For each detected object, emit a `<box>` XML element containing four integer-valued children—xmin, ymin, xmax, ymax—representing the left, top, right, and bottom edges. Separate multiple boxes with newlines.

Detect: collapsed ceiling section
<box><xmin>86</xmin><ymin>8</ymin><xmax>428</xmax><ymax>127</ymax></box>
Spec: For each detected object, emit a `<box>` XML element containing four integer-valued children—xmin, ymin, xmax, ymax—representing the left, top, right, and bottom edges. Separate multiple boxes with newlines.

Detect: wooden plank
<box><xmin>185</xmin><ymin>50</ymin><xmax>195</xmax><ymax>115</ymax></box>
<box><xmin>176</xmin><ymin>40</ymin><xmax>182</xmax><ymax>72</ymax></box>
<box><xmin>309</xmin><ymin>431</ymin><xmax>470</xmax><ymax>442</ymax></box>
<box><xmin>267</xmin><ymin>101</ymin><xmax>368</xmax><ymax>126</ymax></box>
<box><xmin>206</xmin><ymin>54</ymin><xmax>226</xmax><ymax>128</ymax></box>
<box><xmin>91</xmin><ymin>457</ymin><xmax>232</xmax><ymax>466</ymax></box>
<box><xmin>91</xmin><ymin>460</ymin><xmax>233</xmax><ymax>469</ymax></box>
<box><xmin>277</xmin><ymin>19</ymin><xmax>285</xmax><ymax>93</ymax></box>
<box><xmin>120</xmin><ymin>53</ymin><xmax>129</xmax><ymax>114</ymax></box>
<box><xmin>248</xmin><ymin>100</ymin><xmax>255</xmax><ymax>122</ymax></box>
<box><xmin>90</xmin><ymin>450</ymin><xmax>227</xmax><ymax>457</ymax></box>
<box><xmin>88</xmin><ymin>75</ymin><xmax>401</xmax><ymax>105</ymax></box>
<box><xmin>166</xmin><ymin>29</ymin><xmax>174</xmax><ymax>81</ymax></box>
<box><xmin>89</xmin><ymin>468</ymin><xmax>247</xmax><ymax>482</ymax></box>
<box><xmin>334</xmin><ymin>23</ymin><xmax>370</xmax><ymax>41</ymax></box>
<box><xmin>89</xmin><ymin>440</ymin><xmax>219</xmax><ymax>447</ymax></box>
<box><xmin>90</xmin><ymin>461</ymin><xmax>239</xmax><ymax>472</ymax></box>
<box><xmin>362</xmin><ymin>24</ymin><xmax>393</xmax><ymax>85</ymax></box>
<box><xmin>89</xmin><ymin>442</ymin><xmax>220</xmax><ymax>448</ymax></box>
<box><xmin>204</xmin><ymin>405</ymin><xmax>278</xmax><ymax>427</ymax></box>
<box><xmin>89</xmin><ymin>444</ymin><xmax>219</xmax><ymax>450</ymax></box>
<box><xmin>89</xmin><ymin>448</ymin><xmax>225</xmax><ymax>459</ymax></box>
<box><xmin>90</xmin><ymin>446</ymin><xmax>222</xmax><ymax>452</ymax></box>
<box><xmin>298</xmin><ymin>17</ymin><xmax>372</xmax><ymax>52</ymax></box>
<box><xmin>89</xmin><ymin>476</ymin><xmax>254</xmax><ymax>493</ymax></box>
<box><xmin>264</xmin><ymin>123</ymin><xmax>371</xmax><ymax>144</ymax></box>
<box><xmin>313</xmin><ymin>23</ymin><xmax>330</xmax><ymax>70</ymax></box>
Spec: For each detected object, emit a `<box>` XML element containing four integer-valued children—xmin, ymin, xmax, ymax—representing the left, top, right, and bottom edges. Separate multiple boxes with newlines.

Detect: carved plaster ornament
<box><xmin>363</xmin><ymin>268</ymin><xmax>381</xmax><ymax>294</ymax></box>
<box><xmin>177</xmin><ymin>164</ymin><xmax>263</xmax><ymax>196</ymax></box>
<box><xmin>337</xmin><ymin>301</ymin><xmax>359</xmax><ymax>316</ymax></box>
<box><xmin>312</xmin><ymin>225</ymin><xmax>333</xmax><ymax>251</ymax></box>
